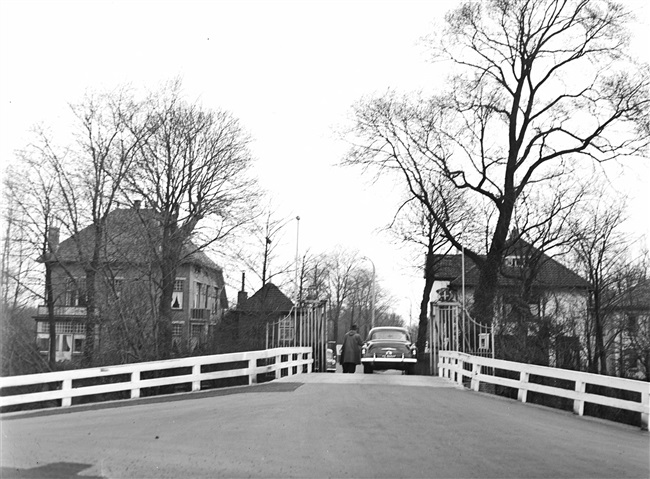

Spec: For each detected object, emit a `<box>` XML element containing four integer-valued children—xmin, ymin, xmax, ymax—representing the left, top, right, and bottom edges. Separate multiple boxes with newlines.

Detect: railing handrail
<box><xmin>438</xmin><ymin>350</ymin><xmax>650</xmax><ymax>430</ymax></box>
<box><xmin>443</xmin><ymin>351</ymin><xmax>649</xmax><ymax>393</ymax></box>
<box><xmin>0</xmin><ymin>347</ymin><xmax>313</xmax><ymax>411</ymax></box>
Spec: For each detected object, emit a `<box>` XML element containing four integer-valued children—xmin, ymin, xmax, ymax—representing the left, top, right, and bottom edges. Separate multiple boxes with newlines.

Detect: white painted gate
<box><xmin>429</xmin><ymin>301</ymin><xmax>493</xmax><ymax>375</ymax></box>
<box><xmin>266</xmin><ymin>301</ymin><xmax>328</xmax><ymax>372</ymax></box>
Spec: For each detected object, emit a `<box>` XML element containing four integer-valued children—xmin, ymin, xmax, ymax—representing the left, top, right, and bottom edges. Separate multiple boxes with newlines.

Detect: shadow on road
<box><xmin>0</xmin><ymin>462</ymin><xmax>104</xmax><ymax>479</ymax></box>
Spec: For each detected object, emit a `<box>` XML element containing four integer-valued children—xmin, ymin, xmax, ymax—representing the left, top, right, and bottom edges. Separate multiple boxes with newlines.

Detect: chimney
<box><xmin>133</xmin><ymin>200</ymin><xmax>141</xmax><ymax>210</ymax></box>
<box><xmin>47</xmin><ymin>226</ymin><xmax>60</xmax><ymax>253</ymax></box>
<box><xmin>237</xmin><ymin>271</ymin><xmax>248</xmax><ymax>309</ymax></box>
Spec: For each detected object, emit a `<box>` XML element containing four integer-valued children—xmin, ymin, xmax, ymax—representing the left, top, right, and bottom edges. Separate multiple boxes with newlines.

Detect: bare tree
<box><xmin>570</xmin><ymin>193</ymin><xmax>630</xmax><ymax>374</ymax></box>
<box><xmin>2</xmin><ymin>168</ymin><xmax>54</xmax><ymax>373</ymax></box>
<box><xmin>126</xmin><ymin>82</ymin><xmax>257</xmax><ymax>359</ymax></box>
<box><xmin>3</xmin><ymin>148</ymin><xmax>66</xmax><ymax>370</ymax></box>
<box><xmin>388</xmin><ymin>175</ymin><xmax>471</xmax><ymax>365</ymax></box>
<box><xmin>321</xmin><ymin>248</ymin><xmax>360</xmax><ymax>344</ymax></box>
<box><xmin>346</xmin><ymin>0</ymin><xmax>650</xmax><ymax>324</ymax></box>
<box><xmin>228</xmin><ymin>207</ymin><xmax>295</xmax><ymax>290</ymax></box>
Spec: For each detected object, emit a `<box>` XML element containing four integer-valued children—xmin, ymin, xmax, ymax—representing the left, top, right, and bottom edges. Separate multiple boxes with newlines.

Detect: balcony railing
<box><xmin>190</xmin><ymin>308</ymin><xmax>212</xmax><ymax>320</ymax></box>
<box><xmin>36</xmin><ymin>306</ymin><xmax>88</xmax><ymax>318</ymax></box>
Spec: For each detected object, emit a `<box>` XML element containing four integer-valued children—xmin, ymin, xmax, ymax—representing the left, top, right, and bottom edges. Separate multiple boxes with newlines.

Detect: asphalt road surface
<box><xmin>1</xmin><ymin>370</ymin><xmax>648</xmax><ymax>478</ymax></box>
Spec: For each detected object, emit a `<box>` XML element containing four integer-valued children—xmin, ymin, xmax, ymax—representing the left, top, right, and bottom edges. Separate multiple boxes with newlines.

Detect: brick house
<box><xmin>35</xmin><ymin>204</ymin><xmax>228</xmax><ymax>362</ymax></box>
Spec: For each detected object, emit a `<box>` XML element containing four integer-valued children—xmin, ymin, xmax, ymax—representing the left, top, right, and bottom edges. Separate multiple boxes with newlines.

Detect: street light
<box><xmin>294</xmin><ymin>216</ymin><xmax>300</xmax><ymax>346</ymax></box>
<box><xmin>362</xmin><ymin>256</ymin><xmax>376</xmax><ymax>330</ymax></box>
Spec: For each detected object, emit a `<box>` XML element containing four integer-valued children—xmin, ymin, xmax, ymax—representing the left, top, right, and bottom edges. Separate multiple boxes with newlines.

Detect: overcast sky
<box><xmin>1</xmin><ymin>0</ymin><xmax>649</xmax><ymax>323</ymax></box>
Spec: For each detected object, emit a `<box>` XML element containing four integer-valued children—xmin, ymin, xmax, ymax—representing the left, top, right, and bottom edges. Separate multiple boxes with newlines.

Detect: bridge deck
<box><xmin>2</xmin><ymin>371</ymin><xmax>648</xmax><ymax>478</ymax></box>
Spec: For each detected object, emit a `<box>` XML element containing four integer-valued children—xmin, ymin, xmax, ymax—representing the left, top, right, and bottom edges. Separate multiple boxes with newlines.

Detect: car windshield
<box><xmin>370</xmin><ymin>330</ymin><xmax>408</xmax><ymax>341</ymax></box>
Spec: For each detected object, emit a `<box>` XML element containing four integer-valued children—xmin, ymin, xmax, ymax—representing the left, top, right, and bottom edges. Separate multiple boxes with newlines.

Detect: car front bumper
<box><xmin>361</xmin><ymin>356</ymin><xmax>417</xmax><ymax>364</ymax></box>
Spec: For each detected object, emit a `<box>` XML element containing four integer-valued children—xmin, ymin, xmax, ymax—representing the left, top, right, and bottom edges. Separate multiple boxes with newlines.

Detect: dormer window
<box><xmin>504</xmin><ymin>256</ymin><xmax>525</xmax><ymax>268</ymax></box>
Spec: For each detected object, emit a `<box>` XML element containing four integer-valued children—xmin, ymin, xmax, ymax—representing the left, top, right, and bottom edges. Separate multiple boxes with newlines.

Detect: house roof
<box><xmin>53</xmin><ymin>207</ymin><xmax>222</xmax><ymax>272</ymax></box>
<box><xmin>431</xmin><ymin>238</ymin><xmax>590</xmax><ymax>290</ymax></box>
<box><xmin>240</xmin><ymin>283</ymin><xmax>294</xmax><ymax>313</ymax></box>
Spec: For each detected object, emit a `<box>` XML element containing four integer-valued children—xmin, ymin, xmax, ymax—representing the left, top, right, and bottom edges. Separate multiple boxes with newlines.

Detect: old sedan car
<box><xmin>361</xmin><ymin>326</ymin><xmax>417</xmax><ymax>374</ymax></box>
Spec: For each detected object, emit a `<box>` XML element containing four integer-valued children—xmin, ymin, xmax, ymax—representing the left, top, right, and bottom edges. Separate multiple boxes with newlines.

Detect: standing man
<box><xmin>339</xmin><ymin>324</ymin><xmax>363</xmax><ymax>373</ymax></box>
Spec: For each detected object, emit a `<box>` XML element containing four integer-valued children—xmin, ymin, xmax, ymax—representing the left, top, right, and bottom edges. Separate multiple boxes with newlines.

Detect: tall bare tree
<box><xmin>346</xmin><ymin>0</ymin><xmax>650</xmax><ymax>324</ymax></box>
<box><xmin>127</xmin><ymin>83</ymin><xmax>257</xmax><ymax>359</ymax></box>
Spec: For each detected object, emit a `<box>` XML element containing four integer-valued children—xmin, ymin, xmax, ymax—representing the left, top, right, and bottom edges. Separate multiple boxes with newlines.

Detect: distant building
<box><xmin>430</xmin><ymin>232</ymin><xmax>591</xmax><ymax>368</ymax></box>
<box><xmin>217</xmin><ymin>281</ymin><xmax>295</xmax><ymax>353</ymax></box>
<box><xmin>35</xmin><ymin>204</ymin><xmax>227</xmax><ymax>362</ymax></box>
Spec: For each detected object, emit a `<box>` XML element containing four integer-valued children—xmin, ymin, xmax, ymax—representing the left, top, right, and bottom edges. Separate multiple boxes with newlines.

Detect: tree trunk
<box><xmin>417</xmin><ymin>243</ymin><xmax>436</xmax><ymax>365</ymax></box>
<box><xmin>472</xmin><ymin>197</ymin><xmax>514</xmax><ymax>325</ymax></box>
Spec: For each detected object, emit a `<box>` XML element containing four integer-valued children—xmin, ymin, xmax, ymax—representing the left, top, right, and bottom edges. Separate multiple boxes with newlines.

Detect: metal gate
<box><xmin>429</xmin><ymin>301</ymin><xmax>493</xmax><ymax>375</ymax></box>
<box><xmin>266</xmin><ymin>301</ymin><xmax>328</xmax><ymax>372</ymax></box>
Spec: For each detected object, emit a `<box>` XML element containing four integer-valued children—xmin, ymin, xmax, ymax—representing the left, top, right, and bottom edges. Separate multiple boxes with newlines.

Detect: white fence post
<box><xmin>61</xmin><ymin>378</ymin><xmax>72</xmax><ymax>407</ymax></box>
<box><xmin>275</xmin><ymin>353</ymin><xmax>282</xmax><ymax>379</ymax></box>
<box><xmin>248</xmin><ymin>358</ymin><xmax>258</xmax><ymax>385</ymax></box>
<box><xmin>573</xmin><ymin>380</ymin><xmax>586</xmax><ymax>416</ymax></box>
<box><xmin>306</xmin><ymin>350</ymin><xmax>313</xmax><ymax>374</ymax></box>
<box><xmin>518</xmin><ymin>372</ymin><xmax>529</xmax><ymax>403</ymax></box>
<box><xmin>192</xmin><ymin>364</ymin><xmax>201</xmax><ymax>391</ymax></box>
<box><xmin>641</xmin><ymin>388</ymin><xmax>648</xmax><ymax>431</ymax></box>
<box><xmin>470</xmin><ymin>361</ymin><xmax>481</xmax><ymax>392</ymax></box>
<box><xmin>131</xmin><ymin>371</ymin><xmax>141</xmax><ymax>399</ymax></box>
<box><xmin>456</xmin><ymin>357</ymin><xmax>464</xmax><ymax>386</ymax></box>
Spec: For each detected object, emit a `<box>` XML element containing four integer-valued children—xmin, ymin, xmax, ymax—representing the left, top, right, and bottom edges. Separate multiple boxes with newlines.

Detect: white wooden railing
<box><xmin>0</xmin><ymin>347</ymin><xmax>312</xmax><ymax>411</ymax></box>
<box><xmin>439</xmin><ymin>350</ymin><xmax>650</xmax><ymax>430</ymax></box>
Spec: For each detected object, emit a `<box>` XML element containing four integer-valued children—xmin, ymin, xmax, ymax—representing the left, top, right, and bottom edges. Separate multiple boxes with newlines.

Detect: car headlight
<box><xmin>361</xmin><ymin>346</ymin><xmax>367</xmax><ymax>355</ymax></box>
<box><xmin>410</xmin><ymin>346</ymin><xmax>417</xmax><ymax>357</ymax></box>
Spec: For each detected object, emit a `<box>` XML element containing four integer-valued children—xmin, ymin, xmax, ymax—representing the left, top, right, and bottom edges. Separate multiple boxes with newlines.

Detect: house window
<box><xmin>504</xmin><ymin>256</ymin><xmax>524</xmax><ymax>268</ymax></box>
<box><xmin>211</xmin><ymin>287</ymin><xmax>219</xmax><ymax>313</ymax></box>
<box><xmin>172</xmin><ymin>323</ymin><xmax>183</xmax><ymax>337</ymax></box>
<box><xmin>191</xmin><ymin>323</ymin><xmax>205</xmax><ymax>341</ymax></box>
<box><xmin>172</xmin><ymin>322</ymin><xmax>184</xmax><ymax>350</ymax></box>
<box><xmin>37</xmin><ymin>337</ymin><xmax>49</xmax><ymax>352</ymax></box>
<box><xmin>190</xmin><ymin>323</ymin><xmax>205</xmax><ymax>351</ymax></box>
<box><xmin>194</xmin><ymin>282</ymin><xmax>201</xmax><ymax>309</ymax></box>
<box><xmin>65</xmin><ymin>278</ymin><xmax>87</xmax><ymax>306</ymax></box>
<box><xmin>172</xmin><ymin>279</ymin><xmax>184</xmax><ymax>310</ymax></box>
<box><xmin>279</xmin><ymin>317</ymin><xmax>294</xmax><ymax>343</ymax></box>
<box><xmin>37</xmin><ymin>322</ymin><xmax>85</xmax><ymax>360</ymax></box>
<box><xmin>74</xmin><ymin>337</ymin><xmax>84</xmax><ymax>354</ymax></box>
<box><xmin>194</xmin><ymin>282</ymin><xmax>209</xmax><ymax>309</ymax></box>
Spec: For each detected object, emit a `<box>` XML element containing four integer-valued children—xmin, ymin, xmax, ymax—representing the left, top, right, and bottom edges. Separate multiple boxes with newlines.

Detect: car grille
<box><xmin>372</xmin><ymin>347</ymin><xmax>409</xmax><ymax>358</ymax></box>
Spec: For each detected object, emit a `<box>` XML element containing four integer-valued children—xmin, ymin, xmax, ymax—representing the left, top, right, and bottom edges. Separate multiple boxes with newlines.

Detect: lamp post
<box><xmin>362</xmin><ymin>256</ymin><xmax>376</xmax><ymax>330</ymax></box>
<box><xmin>294</xmin><ymin>216</ymin><xmax>300</xmax><ymax>346</ymax></box>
